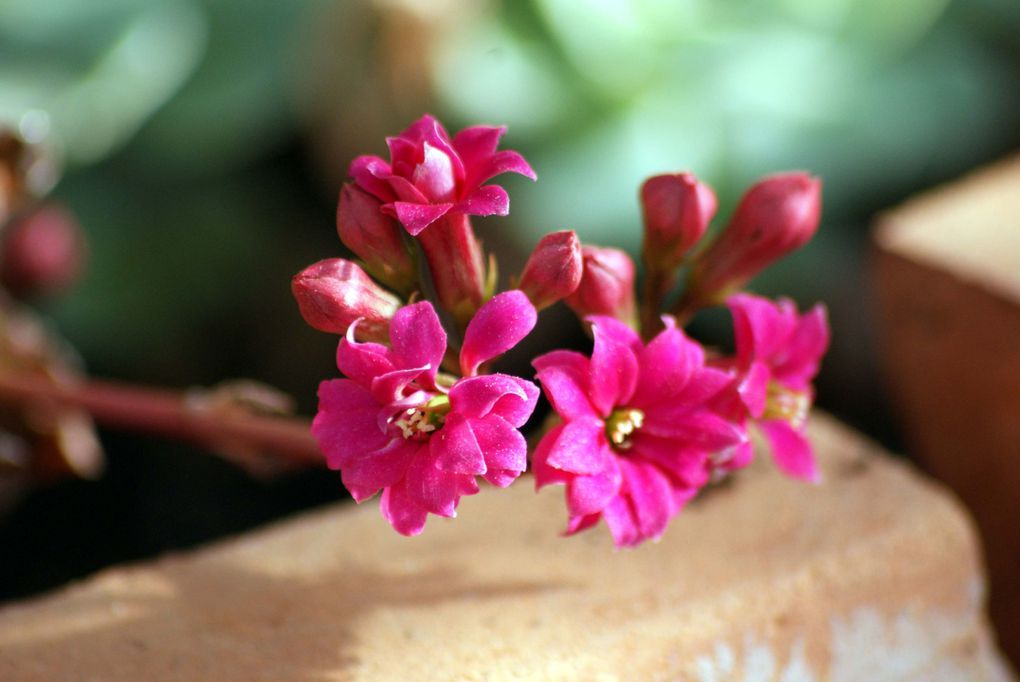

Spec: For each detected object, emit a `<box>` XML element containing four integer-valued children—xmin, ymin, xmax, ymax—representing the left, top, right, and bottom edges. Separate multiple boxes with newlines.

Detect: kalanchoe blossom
<box><xmin>336</xmin><ymin>184</ymin><xmax>416</xmax><ymax>293</ymax></box>
<box><xmin>565</xmin><ymin>246</ymin><xmax>638</xmax><ymax>329</ymax></box>
<box><xmin>718</xmin><ymin>293</ymin><xmax>829</xmax><ymax>483</ymax></box>
<box><xmin>311</xmin><ymin>291</ymin><xmax>539</xmax><ymax>536</ymax></box>
<box><xmin>532</xmin><ymin>316</ymin><xmax>743</xmax><ymax>547</ymax></box>
<box><xmin>518</xmin><ymin>230</ymin><xmax>583</xmax><ymax>310</ymax></box>
<box><xmin>292</xmin><ymin>259</ymin><xmax>401</xmax><ymax>342</ymax></box>
<box><xmin>640</xmin><ymin>173</ymin><xmax>715</xmax><ymax>271</ymax></box>
<box><xmin>349</xmin><ymin>114</ymin><xmax>536</xmax><ymax>236</ymax></box>
<box><xmin>685</xmin><ymin>173</ymin><xmax>821</xmax><ymax>308</ymax></box>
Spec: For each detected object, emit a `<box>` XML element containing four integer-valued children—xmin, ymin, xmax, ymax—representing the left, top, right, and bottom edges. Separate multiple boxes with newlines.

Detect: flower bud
<box><xmin>565</xmin><ymin>245</ymin><xmax>637</xmax><ymax>327</ymax></box>
<box><xmin>518</xmin><ymin>230</ymin><xmax>582</xmax><ymax>310</ymax></box>
<box><xmin>689</xmin><ymin>172</ymin><xmax>820</xmax><ymax>302</ymax></box>
<box><xmin>640</xmin><ymin>173</ymin><xmax>715</xmax><ymax>271</ymax></box>
<box><xmin>0</xmin><ymin>203</ymin><xmax>87</xmax><ymax>299</ymax></box>
<box><xmin>337</xmin><ymin>184</ymin><xmax>416</xmax><ymax>293</ymax></box>
<box><xmin>292</xmin><ymin>259</ymin><xmax>400</xmax><ymax>341</ymax></box>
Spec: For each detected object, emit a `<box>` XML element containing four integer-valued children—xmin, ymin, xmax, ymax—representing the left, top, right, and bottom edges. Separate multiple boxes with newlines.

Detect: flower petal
<box><xmin>348</xmin><ymin>155</ymin><xmax>395</xmax><ymax>203</ymax></box>
<box><xmin>412</xmin><ymin>142</ymin><xmax>457</xmax><ymax>202</ymax></box>
<box><xmin>532</xmin><ymin>424</ymin><xmax>571</xmax><ymax>489</ymax></box>
<box><xmin>390</xmin><ymin>301</ymin><xmax>446</xmax><ymax>385</ymax></box>
<box><xmin>533</xmin><ymin>350</ymin><xmax>596</xmax><ymax>420</ymax></box>
<box><xmin>631</xmin><ymin>433</ymin><xmax>711</xmax><ymax>489</ymax></box>
<box><xmin>460</xmin><ymin>290</ymin><xmax>537</xmax><ymax>376</ymax></box>
<box><xmin>404</xmin><ymin>448</ymin><xmax>468</xmax><ymax>517</ymax></box>
<box><xmin>311</xmin><ymin>379</ymin><xmax>389</xmax><ymax>469</ymax></box>
<box><xmin>431</xmin><ymin>412</ymin><xmax>486</xmax><ymax>476</ymax></box>
<box><xmin>728</xmin><ymin>293</ymin><xmax>793</xmax><ymax>367</ymax></box>
<box><xmin>758</xmin><ymin>419</ymin><xmax>820</xmax><ymax>483</ymax></box>
<box><xmin>456</xmin><ymin>185</ymin><xmax>510</xmax><ymax>217</ymax></box>
<box><xmin>379</xmin><ymin>479</ymin><xmax>429</xmax><ymax>536</ymax></box>
<box><xmin>391</xmin><ymin>201</ymin><xmax>453</xmax><ymax>236</ymax></box>
<box><xmin>341</xmin><ymin>439</ymin><xmax>417</xmax><ymax>502</ymax></box>
<box><xmin>736</xmin><ymin>360</ymin><xmax>770</xmax><ymax>418</ymax></box>
<box><xmin>336</xmin><ymin>329</ymin><xmax>394</xmax><ymax>390</ymax></box>
<box><xmin>566</xmin><ymin>452</ymin><xmax>621</xmax><ymax>516</ymax></box>
<box><xmin>546</xmin><ymin>416</ymin><xmax>610</xmax><ymax>475</ymax></box>
<box><xmin>622</xmin><ymin>459</ymin><xmax>675</xmax><ymax>542</ymax></box>
<box><xmin>633</xmin><ymin>319</ymin><xmax>700</xmax><ymax>405</ymax></box>
<box><xmin>640</xmin><ymin>408</ymin><xmax>744</xmax><ymax>451</ymax></box>
<box><xmin>773</xmin><ymin>303</ymin><xmax>829</xmax><ymax>390</ymax></box>
<box><xmin>451</xmin><ymin>125</ymin><xmax>504</xmax><ymax>171</ymax></box>
<box><xmin>448</xmin><ymin>374</ymin><xmax>538</xmax><ymax>427</ymax></box>
<box><xmin>473</xmin><ymin>413</ymin><xmax>527</xmax><ymax>474</ymax></box>
<box><xmin>475</xmin><ymin>149</ymin><xmax>537</xmax><ymax>184</ymax></box>
<box><xmin>601</xmin><ymin>495</ymin><xmax>641</xmax><ymax>548</ymax></box>
<box><xmin>588</xmin><ymin>319</ymin><xmax>639</xmax><ymax>416</ymax></box>
<box><xmin>565</xmin><ymin>512</ymin><xmax>601</xmax><ymax>536</ymax></box>
<box><xmin>370</xmin><ymin>365</ymin><xmax>430</xmax><ymax>406</ymax></box>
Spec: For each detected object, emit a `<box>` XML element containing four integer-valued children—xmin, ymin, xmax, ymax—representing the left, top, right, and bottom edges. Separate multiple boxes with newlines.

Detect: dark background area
<box><xmin>2</xmin><ymin>0</ymin><xmax>1019</xmax><ymax>600</ymax></box>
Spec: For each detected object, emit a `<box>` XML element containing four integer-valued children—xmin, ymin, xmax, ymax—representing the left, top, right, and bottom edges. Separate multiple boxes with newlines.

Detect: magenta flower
<box><xmin>311</xmin><ymin>291</ymin><xmax>539</xmax><ymax>535</ymax></box>
<box><xmin>532</xmin><ymin>316</ymin><xmax>743</xmax><ymax>547</ymax></box>
<box><xmin>723</xmin><ymin>293</ymin><xmax>829</xmax><ymax>482</ymax></box>
<box><xmin>349</xmin><ymin>115</ymin><xmax>536</xmax><ymax>236</ymax></box>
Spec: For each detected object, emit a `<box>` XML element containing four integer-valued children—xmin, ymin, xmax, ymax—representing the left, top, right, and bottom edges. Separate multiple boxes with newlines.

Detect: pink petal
<box><xmin>404</xmin><ymin>449</ymin><xmax>467</xmax><ymax>517</ymax></box>
<box><xmin>588</xmin><ymin>319</ymin><xmax>639</xmax><ymax>417</ymax></box>
<box><xmin>456</xmin><ymin>185</ymin><xmax>510</xmax><ymax>217</ymax></box>
<box><xmin>773</xmin><ymin>303</ymin><xmax>829</xmax><ymax>390</ymax></box>
<box><xmin>451</xmin><ymin>125</ymin><xmax>504</xmax><ymax>171</ymax></box>
<box><xmin>565</xmin><ymin>513</ymin><xmax>601</xmax><ymax>536</ymax></box>
<box><xmin>412</xmin><ymin>142</ymin><xmax>457</xmax><ymax>202</ymax></box>
<box><xmin>641</xmin><ymin>408</ymin><xmax>744</xmax><ymax>452</ymax></box>
<box><xmin>383</xmin><ymin>175</ymin><xmax>429</xmax><ymax>204</ymax></box>
<box><xmin>736</xmin><ymin>361</ymin><xmax>770</xmax><ymax>418</ymax></box>
<box><xmin>758</xmin><ymin>419</ymin><xmax>820</xmax><ymax>483</ymax></box>
<box><xmin>460</xmin><ymin>290</ymin><xmax>537</xmax><ymax>376</ymax></box>
<box><xmin>390</xmin><ymin>301</ymin><xmax>446</xmax><ymax>385</ymax></box>
<box><xmin>348</xmin><ymin>155</ymin><xmax>395</xmax><ymax>203</ymax></box>
<box><xmin>475</xmin><ymin>149</ymin><xmax>537</xmax><ymax>183</ymax></box>
<box><xmin>601</xmin><ymin>495</ymin><xmax>641</xmax><ymax>548</ymax></box>
<box><xmin>385</xmin><ymin>136</ymin><xmax>420</xmax><ymax>177</ymax></box>
<box><xmin>633</xmin><ymin>320</ymin><xmax>700</xmax><ymax>405</ymax></box>
<box><xmin>631</xmin><ymin>433</ymin><xmax>711</xmax><ymax>488</ymax></box>
<box><xmin>622</xmin><ymin>459</ymin><xmax>675</xmax><ymax>541</ymax></box>
<box><xmin>391</xmin><ymin>201</ymin><xmax>453</xmax><ymax>236</ymax></box>
<box><xmin>336</xmin><ymin>332</ymin><xmax>394</xmax><ymax>390</ymax></box>
<box><xmin>472</xmin><ymin>413</ymin><xmax>528</xmax><ymax>477</ymax></box>
<box><xmin>312</xmin><ymin>380</ymin><xmax>389</xmax><ymax>469</ymax></box>
<box><xmin>379</xmin><ymin>479</ymin><xmax>429</xmax><ymax>536</ymax></box>
<box><xmin>448</xmin><ymin>374</ymin><xmax>539</xmax><ymax>427</ymax></box>
<box><xmin>533</xmin><ymin>350</ymin><xmax>596</xmax><ymax>421</ymax></box>
<box><xmin>532</xmin><ymin>424</ymin><xmax>571</xmax><ymax>489</ymax></box>
<box><xmin>431</xmin><ymin>412</ymin><xmax>486</xmax><ymax>475</ymax></box>
<box><xmin>370</xmin><ymin>365</ymin><xmax>430</xmax><ymax>406</ymax></box>
<box><xmin>587</xmin><ymin>314</ymin><xmax>641</xmax><ymax>350</ymax></box>
<box><xmin>483</xmin><ymin>469</ymin><xmax>521</xmax><ymax>488</ymax></box>
<box><xmin>675</xmin><ymin>366</ymin><xmax>737</xmax><ymax>405</ymax></box>
<box><xmin>728</xmin><ymin>293</ymin><xmax>793</xmax><ymax>367</ymax></box>
<box><xmin>546</xmin><ymin>416</ymin><xmax>610</xmax><ymax>475</ymax></box>
<box><xmin>402</xmin><ymin>115</ymin><xmax>463</xmax><ymax>179</ymax></box>
<box><xmin>341</xmin><ymin>439</ymin><xmax>417</xmax><ymax>502</ymax></box>
<box><xmin>566</xmin><ymin>453</ymin><xmax>621</xmax><ymax>516</ymax></box>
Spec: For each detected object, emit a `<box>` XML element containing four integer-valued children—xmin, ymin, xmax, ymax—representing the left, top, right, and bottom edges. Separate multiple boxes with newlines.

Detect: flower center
<box><xmin>605</xmin><ymin>407</ymin><xmax>645</xmax><ymax>451</ymax></box>
<box><xmin>393</xmin><ymin>394</ymin><xmax>450</xmax><ymax>441</ymax></box>
<box><xmin>762</xmin><ymin>383</ymin><xmax>810</xmax><ymax>428</ymax></box>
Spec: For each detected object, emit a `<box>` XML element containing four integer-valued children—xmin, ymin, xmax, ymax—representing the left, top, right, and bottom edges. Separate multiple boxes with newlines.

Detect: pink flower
<box><xmin>312</xmin><ymin>291</ymin><xmax>539</xmax><ymax>535</ymax></box>
<box><xmin>291</xmin><ymin>258</ymin><xmax>401</xmax><ymax>341</ymax></box>
<box><xmin>349</xmin><ymin>115</ymin><xmax>536</xmax><ymax>236</ymax></box>
<box><xmin>532</xmin><ymin>316</ymin><xmax>743</xmax><ymax>547</ymax></box>
<box><xmin>721</xmin><ymin>293</ymin><xmax>829</xmax><ymax>482</ymax></box>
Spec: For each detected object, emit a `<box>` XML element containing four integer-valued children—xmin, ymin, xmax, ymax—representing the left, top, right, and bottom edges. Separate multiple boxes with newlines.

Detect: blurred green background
<box><xmin>2</xmin><ymin>0</ymin><xmax>1018</xmax><ymax>597</ymax></box>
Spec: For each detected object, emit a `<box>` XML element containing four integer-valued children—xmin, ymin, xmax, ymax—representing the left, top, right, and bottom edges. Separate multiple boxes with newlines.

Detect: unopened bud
<box><xmin>565</xmin><ymin>245</ymin><xmax>637</xmax><ymax>327</ymax></box>
<box><xmin>641</xmin><ymin>173</ymin><xmax>715</xmax><ymax>271</ymax></box>
<box><xmin>292</xmin><ymin>259</ymin><xmax>400</xmax><ymax>340</ymax></box>
<box><xmin>337</xmin><ymin>184</ymin><xmax>416</xmax><ymax>293</ymax></box>
<box><xmin>0</xmin><ymin>203</ymin><xmax>87</xmax><ymax>299</ymax></box>
<box><xmin>689</xmin><ymin>172</ymin><xmax>820</xmax><ymax>302</ymax></box>
<box><xmin>518</xmin><ymin>230</ymin><xmax>582</xmax><ymax>310</ymax></box>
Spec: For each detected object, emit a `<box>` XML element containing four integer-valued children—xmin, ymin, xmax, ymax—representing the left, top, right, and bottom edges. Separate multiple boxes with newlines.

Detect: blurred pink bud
<box><xmin>640</xmin><ymin>173</ymin><xmax>716</xmax><ymax>271</ymax></box>
<box><xmin>565</xmin><ymin>245</ymin><xmax>637</xmax><ymax>327</ymax></box>
<box><xmin>292</xmin><ymin>259</ymin><xmax>400</xmax><ymax>340</ymax></box>
<box><xmin>518</xmin><ymin>230</ymin><xmax>582</xmax><ymax>310</ymax></box>
<box><xmin>337</xmin><ymin>184</ymin><xmax>416</xmax><ymax>293</ymax></box>
<box><xmin>691</xmin><ymin>173</ymin><xmax>820</xmax><ymax>299</ymax></box>
<box><xmin>0</xmin><ymin>204</ymin><xmax>87</xmax><ymax>299</ymax></box>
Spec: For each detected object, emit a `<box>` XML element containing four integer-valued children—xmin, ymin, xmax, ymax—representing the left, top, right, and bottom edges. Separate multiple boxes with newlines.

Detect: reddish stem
<box><xmin>0</xmin><ymin>372</ymin><xmax>322</xmax><ymax>466</ymax></box>
<box><xmin>417</xmin><ymin>213</ymin><xmax>486</xmax><ymax>330</ymax></box>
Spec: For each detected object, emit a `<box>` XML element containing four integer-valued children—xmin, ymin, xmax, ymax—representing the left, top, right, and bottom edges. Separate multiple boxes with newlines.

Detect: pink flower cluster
<box><xmin>294</xmin><ymin>114</ymin><xmax>829</xmax><ymax>545</ymax></box>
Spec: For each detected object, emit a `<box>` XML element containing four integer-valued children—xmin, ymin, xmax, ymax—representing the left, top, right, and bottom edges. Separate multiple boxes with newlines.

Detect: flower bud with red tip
<box><xmin>687</xmin><ymin>173</ymin><xmax>820</xmax><ymax>303</ymax></box>
<box><xmin>292</xmin><ymin>258</ymin><xmax>400</xmax><ymax>341</ymax></box>
<box><xmin>640</xmin><ymin>173</ymin><xmax>715</xmax><ymax>271</ymax></box>
<box><xmin>0</xmin><ymin>203</ymin><xmax>87</xmax><ymax>299</ymax></box>
<box><xmin>337</xmin><ymin>184</ymin><xmax>416</xmax><ymax>294</ymax></box>
<box><xmin>518</xmin><ymin>230</ymin><xmax>582</xmax><ymax>310</ymax></box>
<box><xmin>565</xmin><ymin>245</ymin><xmax>637</xmax><ymax>327</ymax></box>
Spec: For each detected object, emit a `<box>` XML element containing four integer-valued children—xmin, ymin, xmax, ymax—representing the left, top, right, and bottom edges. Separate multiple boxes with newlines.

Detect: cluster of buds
<box><xmin>295</xmin><ymin>115</ymin><xmax>828</xmax><ymax>546</ymax></box>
